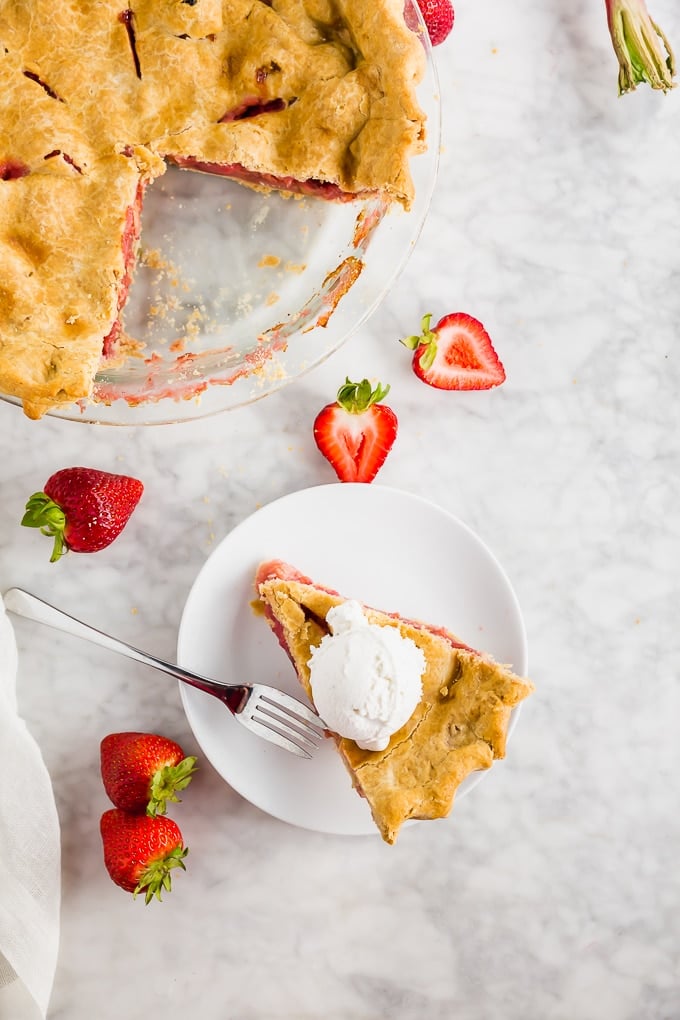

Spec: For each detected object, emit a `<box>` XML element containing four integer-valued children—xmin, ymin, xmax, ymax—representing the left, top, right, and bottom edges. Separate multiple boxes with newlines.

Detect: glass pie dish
<box><xmin>1</xmin><ymin>6</ymin><xmax>440</xmax><ymax>426</ymax></box>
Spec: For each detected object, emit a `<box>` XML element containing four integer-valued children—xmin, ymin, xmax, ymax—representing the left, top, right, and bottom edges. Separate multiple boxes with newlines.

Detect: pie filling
<box><xmin>169</xmin><ymin>156</ymin><xmax>370</xmax><ymax>203</ymax></box>
<box><xmin>102</xmin><ymin>181</ymin><xmax>145</xmax><ymax>359</ymax></box>
<box><xmin>219</xmin><ymin>97</ymin><xmax>292</xmax><ymax>122</ymax></box>
<box><xmin>0</xmin><ymin>159</ymin><xmax>30</xmax><ymax>181</ymax></box>
<box><xmin>256</xmin><ymin>560</ymin><xmax>474</xmax><ymax>657</ymax></box>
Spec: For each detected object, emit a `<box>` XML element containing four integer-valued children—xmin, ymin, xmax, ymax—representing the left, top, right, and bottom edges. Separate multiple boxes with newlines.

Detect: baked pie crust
<box><xmin>256</xmin><ymin>560</ymin><xmax>535</xmax><ymax>844</ymax></box>
<box><xmin>0</xmin><ymin>0</ymin><xmax>426</xmax><ymax>418</ymax></box>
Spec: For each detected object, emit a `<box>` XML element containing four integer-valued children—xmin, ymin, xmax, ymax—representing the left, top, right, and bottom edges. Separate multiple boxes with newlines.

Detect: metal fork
<box><xmin>3</xmin><ymin>588</ymin><xmax>325</xmax><ymax>759</ymax></box>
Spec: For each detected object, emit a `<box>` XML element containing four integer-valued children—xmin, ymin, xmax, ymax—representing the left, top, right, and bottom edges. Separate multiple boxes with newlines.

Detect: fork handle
<box><xmin>3</xmin><ymin>588</ymin><xmax>248</xmax><ymax>712</ymax></box>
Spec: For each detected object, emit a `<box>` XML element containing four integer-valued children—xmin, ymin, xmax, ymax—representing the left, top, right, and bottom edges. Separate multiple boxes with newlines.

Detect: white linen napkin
<box><xmin>0</xmin><ymin>595</ymin><xmax>60</xmax><ymax>1018</ymax></box>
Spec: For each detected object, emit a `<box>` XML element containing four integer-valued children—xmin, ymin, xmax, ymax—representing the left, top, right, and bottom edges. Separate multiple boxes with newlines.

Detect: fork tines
<box><xmin>246</xmin><ymin>685</ymin><xmax>326</xmax><ymax>759</ymax></box>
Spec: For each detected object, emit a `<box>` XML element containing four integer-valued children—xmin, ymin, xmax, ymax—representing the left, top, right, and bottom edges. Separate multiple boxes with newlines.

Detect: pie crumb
<box><xmin>258</xmin><ymin>254</ymin><xmax>281</xmax><ymax>268</ymax></box>
<box><xmin>140</xmin><ymin>247</ymin><xmax>167</xmax><ymax>270</ymax></box>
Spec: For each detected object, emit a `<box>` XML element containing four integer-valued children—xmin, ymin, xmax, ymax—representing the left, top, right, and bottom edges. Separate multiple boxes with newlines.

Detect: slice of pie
<box><xmin>256</xmin><ymin>559</ymin><xmax>534</xmax><ymax>844</ymax></box>
<box><xmin>0</xmin><ymin>0</ymin><xmax>426</xmax><ymax>418</ymax></box>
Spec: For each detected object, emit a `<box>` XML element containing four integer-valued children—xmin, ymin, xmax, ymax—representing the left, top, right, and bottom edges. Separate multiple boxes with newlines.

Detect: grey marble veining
<box><xmin>1</xmin><ymin>0</ymin><xmax>680</xmax><ymax>1016</ymax></box>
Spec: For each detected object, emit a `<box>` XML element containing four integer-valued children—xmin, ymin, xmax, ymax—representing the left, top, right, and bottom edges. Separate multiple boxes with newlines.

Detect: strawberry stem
<box><xmin>605</xmin><ymin>0</ymin><xmax>676</xmax><ymax>94</ymax></box>
<box><xmin>400</xmin><ymin>313</ymin><xmax>438</xmax><ymax>372</ymax></box>
<box><xmin>147</xmin><ymin>756</ymin><xmax>198</xmax><ymax>817</ymax></box>
<box><xmin>336</xmin><ymin>377</ymin><xmax>390</xmax><ymax>414</ymax></box>
<box><xmin>21</xmin><ymin>492</ymin><xmax>68</xmax><ymax>562</ymax></box>
<box><xmin>134</xmin><ymin>845</ymin><xmax>188</xmax><ymax>905</ymax></box>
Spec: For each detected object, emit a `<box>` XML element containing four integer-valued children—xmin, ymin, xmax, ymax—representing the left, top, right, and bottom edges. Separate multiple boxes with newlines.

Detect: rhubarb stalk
<box><xmin>605</xmin><ymin>0</ymin><xmax>676</xmax><ymax>94</ymax></box>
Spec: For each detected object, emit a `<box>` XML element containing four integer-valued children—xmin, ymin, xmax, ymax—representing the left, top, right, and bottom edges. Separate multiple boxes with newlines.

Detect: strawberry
<box><xmin>409</xmin><ymin>0</ymin><xmax>454</xmax><ymax>46</ymax></box>
<box><xmin>402</xmin><ymin>313</ymin><xmax>506</xmax><ymax>390</ymax></box>
<box><xmin>101</xmin><ymin>732</ymin><xmax>197</xmax><ymax>817</ymax></box>
<box><xmin>21</xmin><ymin>466</ymin><xmax>143</xmax><ymax>562</ymax></box>
<box><xmin>100</xmin><ymin>809</ymin><xmax>188</xmax><ymax>903</ymax></box>
<box><xmin>313</xmin><ymin>378</ymin><xmax>398</xmax><ymax>483</ymax></box>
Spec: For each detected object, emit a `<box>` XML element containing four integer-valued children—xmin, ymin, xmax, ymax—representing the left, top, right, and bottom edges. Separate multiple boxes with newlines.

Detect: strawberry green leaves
<box><xmin>21</xmin><ymin>493</ymin><xmax>68</xmax><ymax>562</ymax></box>
<box><xmin>402</xmin><ymin>312</ymin><xmax>505</xmax><ymax>391</ymax></box>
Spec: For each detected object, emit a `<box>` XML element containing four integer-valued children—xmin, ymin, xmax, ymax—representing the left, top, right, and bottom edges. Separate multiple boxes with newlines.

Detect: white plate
<box><xmin>177</xmin><ymin>484</ymin><xmax>529</xmax><ymax>838</ymax></box>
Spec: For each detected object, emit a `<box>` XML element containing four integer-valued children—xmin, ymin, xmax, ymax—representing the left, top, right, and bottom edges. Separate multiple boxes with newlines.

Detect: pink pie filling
<box><xmin>255</xmin><ymin>560</ymin><xmax>476</xmax><ymax>660</ymax></box>
<box><xmin>102</xmin><ymin>180</ymin><xmax>145</xmax><ymax>358</ymax></box>
<box><xmin>169</xmin><ymin>155</ymin><xmax>369</xmax><ymax>203</ymax></box>
<box><xmin>0</xmin><ymin>159</ymin><xmax>30</xmax><ymax>181</ymax></box>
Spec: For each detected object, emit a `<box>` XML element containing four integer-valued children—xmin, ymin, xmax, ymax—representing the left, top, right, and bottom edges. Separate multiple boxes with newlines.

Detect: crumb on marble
<box><xmin>265</xmin><ymin>291</ymin><xmax>280</xmax><ymax>306</ymax></box>
<box><xmin>140</xmin><ymin>247</ymin><xmax>167</xmax><ymax>270</ymax></box>
<box><xmin>237</xmin><ymin>293</ymin><xmax>254</xmax><ymax>315</ymax></box>
<box><xmin>258</xmin><ymin>254</ymin><xmax>281</xmax><ymax>268</ymax></box>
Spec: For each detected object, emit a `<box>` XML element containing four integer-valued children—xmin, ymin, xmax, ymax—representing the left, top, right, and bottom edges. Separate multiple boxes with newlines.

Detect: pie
<box><xmin>0</xmin><ymin>0</ymin><xmax>427</xmax><ymax>419</ymax></box>
<box><xmin>255</xmin><ymin>560</ymin><xmax>535</xmax><ymax>844</ymax></box>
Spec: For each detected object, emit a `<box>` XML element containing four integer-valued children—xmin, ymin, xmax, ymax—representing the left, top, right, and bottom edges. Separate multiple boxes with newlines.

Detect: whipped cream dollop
<box><xmin>308</xmin><ymin>600</ymin><xmax>425</xmax><ymax>751</ymax></box>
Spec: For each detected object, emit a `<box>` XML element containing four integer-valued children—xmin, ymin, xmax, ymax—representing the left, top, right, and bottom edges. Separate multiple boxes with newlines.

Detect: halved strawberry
<box><xmin>402</xmin><ymin>313</ymin><xmax>505</xmax><ymax>390</ymax></box>
<box><xmin>313</xmin><ymin>378</ymin><xmax>398</xmax><ymax>483</ymax></box>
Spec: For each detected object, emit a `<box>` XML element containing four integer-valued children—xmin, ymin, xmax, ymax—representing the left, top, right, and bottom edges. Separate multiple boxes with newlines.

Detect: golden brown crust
<box><xmin>0</xmin><ymin>0</ymin><xmax>426</xmax><ymax>417</ymax></box>
<box><xmin>258</xmin><ymin>576</ymin><xmax>534</xmax><ymax>845</ymax></box>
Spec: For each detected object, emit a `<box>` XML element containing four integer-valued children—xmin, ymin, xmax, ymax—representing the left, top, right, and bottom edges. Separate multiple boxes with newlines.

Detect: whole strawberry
<box><xmin>101</xmin><ymin>732</ymin><xmax>197</xmax><ymax>817</ymax></box>
<box><xmin>412</xmin><ymin>0</ymin><xmax>454</xmax><ymax>46</ymax></box>
<box><xmin>100</xmin><ymin>808</ymin><xmax>188</xmax><ymax>903</ymax></box>
<box><xmin>313</xmin><ymin>378</ymin><xmax>398</xmax><ymax>483</ymax></box>
<box><xmin>21</xmin><ymin>466</ymin><xmax>143</xmax><ymax>562</ymax></box>
<box><xmin>402</xmin><ymin>313</ymin><xmax>506</xmax><ymax>390</ymax></box>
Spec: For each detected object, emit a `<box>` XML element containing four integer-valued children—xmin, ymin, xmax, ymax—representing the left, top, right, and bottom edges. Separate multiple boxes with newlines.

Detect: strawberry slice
<box><xmin>313</xmin><ymin>378</ymin><xmax>398</xmax><ymax>483</ymax></box>
<box><xmin>402</xmin><ymin>312</ymin><xmax>506</xmax><ymax>390</ymax></box>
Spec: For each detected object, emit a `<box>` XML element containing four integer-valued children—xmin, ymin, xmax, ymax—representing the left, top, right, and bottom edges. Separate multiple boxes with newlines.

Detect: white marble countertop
<box><xmin>2</xmin><ymin>1</ymin><xmax>680</xmax><ymax>1016</ymax></box>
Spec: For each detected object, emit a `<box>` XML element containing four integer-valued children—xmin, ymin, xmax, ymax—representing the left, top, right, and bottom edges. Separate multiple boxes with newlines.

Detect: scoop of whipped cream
<box><xmin>308</xmin><ymin>600</ymin><xmax>425</xmax><ymax>751</ymax></box>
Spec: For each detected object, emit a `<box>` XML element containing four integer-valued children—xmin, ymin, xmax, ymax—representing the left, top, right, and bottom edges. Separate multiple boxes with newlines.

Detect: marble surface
<box><xmin>2</xmin><ymin>0</ymin><xmax>680</xmax><ymax>1016</ymax></box>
